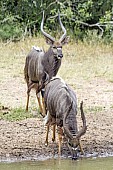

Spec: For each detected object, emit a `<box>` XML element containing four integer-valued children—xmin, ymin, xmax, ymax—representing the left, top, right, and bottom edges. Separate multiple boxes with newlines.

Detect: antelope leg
<box><xmin>42</xmin><ymin>97</ymin><xmax>46</xmax><ymax>116</ymax></box>
<box><xmin>57</xmin><ymin>127</ymin><xmax>63</xmax><ymax>156</ymax></box>
<box><xmin>45</xmin><ymin>124</ymin><xmax>49</xmax><ymax>146</ymax></box>
<box><xmin>52</xmin><ymin>124</ymin><xmax>56</xmax><ymax>142</ymax></box>
<box><xmin>26</xmin><ymin>92</ymin><xmax>29</xmax><ymax>111</ymax></box>
<box><xmin>36</xmin><ymin>92</ymin><xmax>44</xmax><ymax>117</ymax></box>
<box><xmin>26</xmin><ymin>82</ymin><xmax>34</xmax><ymax>111</ymax></box>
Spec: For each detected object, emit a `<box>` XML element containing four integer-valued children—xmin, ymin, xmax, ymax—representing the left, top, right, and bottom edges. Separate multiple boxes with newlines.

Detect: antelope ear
<box><xmin>45</xmin><ymin>37</ymin><xmax>54</xmax><ymax>45</ymax></box>
<box><xmin>61</xmin><ymin>36</ymin><xmax>70</xmax><ymax>45</ymax></box>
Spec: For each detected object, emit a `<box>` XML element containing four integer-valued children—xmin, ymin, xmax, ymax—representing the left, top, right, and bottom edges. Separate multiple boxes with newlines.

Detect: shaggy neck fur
<box><xmin>42</xmin><ymin>47</ymin><xmax>61</xmax><ymax>79</ymax></box>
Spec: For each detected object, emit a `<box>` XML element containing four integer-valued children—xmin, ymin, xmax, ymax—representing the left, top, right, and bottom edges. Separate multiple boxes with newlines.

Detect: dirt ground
<box><xmin>0</xmin><ymin>76</ymin><xmax>113</xmax><ymax>161</ymax></box>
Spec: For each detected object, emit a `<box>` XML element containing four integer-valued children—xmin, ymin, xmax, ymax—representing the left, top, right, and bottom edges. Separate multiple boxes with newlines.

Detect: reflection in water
<box><xmin>0</xmin><ymin>157</ymin><xmax>113</xmax><ymax>170</ymax></box>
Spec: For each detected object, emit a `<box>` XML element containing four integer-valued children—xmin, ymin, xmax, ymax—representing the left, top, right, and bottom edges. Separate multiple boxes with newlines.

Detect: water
<box><xmin>0</xmin><ymin>156</ymin><xmax>113</xmax><ymax>170</ymax></box>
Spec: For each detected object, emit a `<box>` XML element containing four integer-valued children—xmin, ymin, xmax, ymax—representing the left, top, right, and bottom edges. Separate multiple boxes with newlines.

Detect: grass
<box><xmin>0</xmin><ymin>107</ymin><xmax>31</xmax><ymax>121</ymax></box>
<box><xmin>86</xmin><ymin>106</ymin><xmax>103</xmax><ymax>114</ymax></box>
<box><xmin>111</xmin><ymin>105</ymin><xmax>113</xmax><ymax>109</ymax></box>
<box><xmin>0</xmin><ymin>37</ymin><xmax>113</xmax><ymax>121</ymax></box>
<box><xmin>0</xmin><ymin>103</ymin><xmax>41</xmax><ymax>121</ymax></box>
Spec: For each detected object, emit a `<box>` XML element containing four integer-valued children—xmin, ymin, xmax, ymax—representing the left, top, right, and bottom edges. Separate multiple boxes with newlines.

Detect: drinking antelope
<box><xmin>44</xmin><ymin>77</ymin><xmax>87</xmax><ymax>159</ymax></box>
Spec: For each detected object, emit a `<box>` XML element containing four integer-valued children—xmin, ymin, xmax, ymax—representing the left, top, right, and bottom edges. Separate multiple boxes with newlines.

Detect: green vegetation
<box><xmin>0</xmin><ymin>0</ymin><xmax>113</xmax><ymax>42</ymax></box>
<box><xmin>86</xmin><ymin>106</ymin><xmax>103</xmax><ymax>113</ymax></box>
<box><xmin>0</xmin><ymin>103</ymin><xmax>41</xmax><ymax>121</ymax></box>
<box><xmin>0</xmin><ymin>107</ymin><xmax>31</xmax><ymax>121</ymax></box>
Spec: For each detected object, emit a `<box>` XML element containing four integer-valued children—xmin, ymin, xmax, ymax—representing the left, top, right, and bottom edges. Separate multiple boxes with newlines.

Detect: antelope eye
<box><xmin>68</xmin><ymin>142</ymin><xmax>73</xmax><ymax>147</ymax></box>
<box><xmin>52</xmin><ymin>46</ymin><xmax>56</xmax><ymax>49</ymax></box>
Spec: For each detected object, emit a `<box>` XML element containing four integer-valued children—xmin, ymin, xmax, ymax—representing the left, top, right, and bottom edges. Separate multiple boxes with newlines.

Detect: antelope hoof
<box><xmin>25</xmin><ymin>108</ymin><xmax>28</xmax><ymax>112</ymax></box>
<box><xmin>52</xmin><ymin>138</ymin><xmax>55</xmax><ymax>142</ymax></box>
<box><xmin>39</xmin><ymin>112</ymin><xmax>45</xmax><ymax>118</ymax></box>
<box><xmin>58</xmin><ymin>152</ymin><xmax>61</xmax><ymax>158</ymax></box>
<box><xmin>45</xmin><ymin>141</ymin><xmax>48</xmax><ymax>147</ymax></box>
<box><xmin>81</xmin><ymin>150</ymin><xmax>84</xmax><ymax>155</ymax></box>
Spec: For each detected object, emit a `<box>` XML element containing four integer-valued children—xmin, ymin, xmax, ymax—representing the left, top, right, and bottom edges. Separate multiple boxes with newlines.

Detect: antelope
<box><xmin>44</xmin><ymin>77</ymin><xmax>87</xmax><ymax>159</ymax></box>
<box><xmin>24</xmin><ymin>11</ymin><xmax>69</xmax><ymax>116</ymax></box>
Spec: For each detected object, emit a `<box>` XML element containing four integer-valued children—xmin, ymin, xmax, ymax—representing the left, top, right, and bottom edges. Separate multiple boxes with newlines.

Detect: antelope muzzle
<box><xmin>67</xmin><ymin>139</ymin><xmax>79</xmax><ymax>160</ymax></box>
<box><xmin>57</xmin><ymin>47</ymin><xmax>63</xmax><ymax>59</ymax></box>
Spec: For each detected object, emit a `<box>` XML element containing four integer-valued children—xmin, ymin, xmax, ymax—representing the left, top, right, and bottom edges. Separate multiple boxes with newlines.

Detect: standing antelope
<box><xmin>44</xmin><ymin>77</ymin><xmax>87</xmax><ymax>159</ymax></box>
<box><xmin>24</xmin><ymin>11</ymin><xmax>69</xmax><ymax>116</ymax></box>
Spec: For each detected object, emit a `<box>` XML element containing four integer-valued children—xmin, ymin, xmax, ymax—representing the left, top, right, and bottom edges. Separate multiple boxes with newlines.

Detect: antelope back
<box><xmin>25</xmin><ymin>48</ymin><xmax>45</xmax><ymax>83</ymax></box>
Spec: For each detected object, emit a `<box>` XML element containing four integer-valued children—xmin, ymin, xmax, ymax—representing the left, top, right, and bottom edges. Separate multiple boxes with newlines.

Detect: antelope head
<box><xmin>41</xmin><ymin>11</ymin><xmax>69</xmax><ymax>60</ymax></box>
<box><xmin>63</xmin><ymin>101</ymin><xmax>87</xmax><ymax>159</ymax></box>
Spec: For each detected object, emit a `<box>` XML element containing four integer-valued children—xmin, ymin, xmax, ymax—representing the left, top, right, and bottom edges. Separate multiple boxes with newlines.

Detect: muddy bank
<box><xmin>0</xmin><ymin>110</ymin><xmax>113</xmax><ymax>162</ymax></box>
